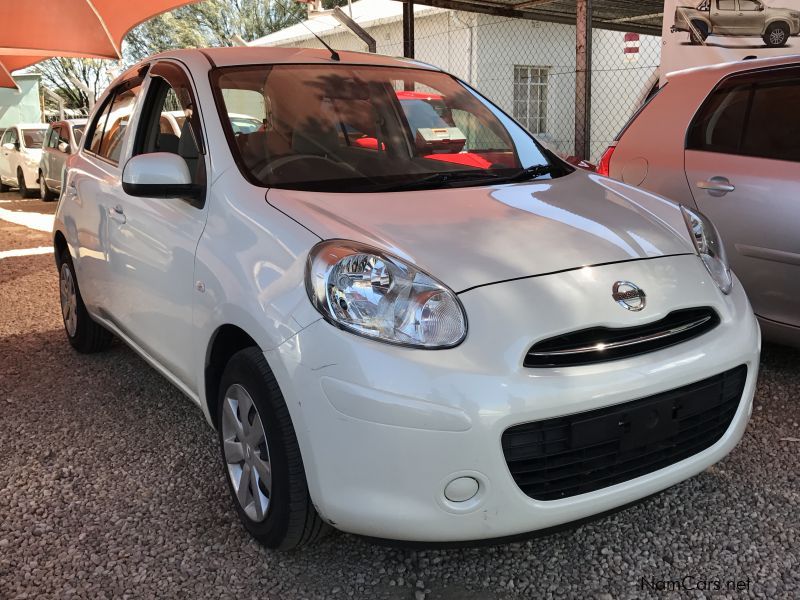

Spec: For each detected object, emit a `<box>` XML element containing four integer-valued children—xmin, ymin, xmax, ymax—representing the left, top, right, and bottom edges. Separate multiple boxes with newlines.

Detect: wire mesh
<box><xmin>261</xmin><ymin>5</ymin><xmax>661</xmax><ymax>162</ymax></box>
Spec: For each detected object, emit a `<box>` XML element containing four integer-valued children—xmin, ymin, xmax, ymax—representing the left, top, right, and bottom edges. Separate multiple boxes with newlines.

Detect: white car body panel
<box><xmin>53</xmin><ymin>47</ymin><xmax>760</xmax><ymax>543</ymax></box>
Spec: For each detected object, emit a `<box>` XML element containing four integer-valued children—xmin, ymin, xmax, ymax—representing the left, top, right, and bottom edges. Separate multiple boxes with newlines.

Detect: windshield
<box><xmin>212</xmin><ymin>64</ymin><xmax>565</xmax><ymax>192</ymax></box>
<box><xmin>22</xmin><ymin>129</ymin><xmax>46</xmax><ymax>149</ymax></box>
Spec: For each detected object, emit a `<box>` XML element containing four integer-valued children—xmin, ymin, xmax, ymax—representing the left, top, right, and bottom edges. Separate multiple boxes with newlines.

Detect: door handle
<box><xmin>108</xmin><ymin>204</ymin><xmax>126</xmax><ymax>224</ymax></box>
<box><xmin>696</xmin><ymin>176</ymin><xmax>735</xmax><ymax>197</ymax></box>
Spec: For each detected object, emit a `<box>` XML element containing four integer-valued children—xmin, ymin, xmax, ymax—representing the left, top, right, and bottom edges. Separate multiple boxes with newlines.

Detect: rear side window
<box><xmin>686</xmin><ymin>84</ymin><xmax>749</xmax><ymax>154</ymax></box>
<box><xmin>87</xmin><ymin>100</ymin><xmax>113</xmax><ymax>154</ymax></box>
<box><xmin>85</xmin><ymin>73</ymin><xmax>146</xmax><ymax>164</ymax></box>
<box><xmin>687</xmin><ymin>67</ymin><xmax>800</xmax><ymax>162</ymax></box>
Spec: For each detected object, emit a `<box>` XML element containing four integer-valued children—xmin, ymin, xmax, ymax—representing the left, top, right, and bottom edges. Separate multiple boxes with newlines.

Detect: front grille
<box><xmin>524</xmin><ymin>307</ymin><xmax>720</xmax><ymax>368</ymax></box>
<box><xmin>502</xmin><ymin>365</ymin><xmax>747</xmax><ymax>501</ymax></box>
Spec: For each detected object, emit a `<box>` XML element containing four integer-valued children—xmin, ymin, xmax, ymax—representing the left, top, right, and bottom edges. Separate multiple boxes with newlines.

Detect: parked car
<box><xmin>0</xmin><ymin>123</ymin><xmax>48</xmax><ymax>197</ymax></box>
<box><xmin>39</xmin><ymin>119</ymin><xmax>87</xmax><ymax>200</ymax></box>
<box><xmin>673</xmin><ymin>0</ymin><xmax>800</xmax><ymax>47</ymax></box>
<box><xmin>598</xmin><ymin>55</ymin><xmax>800</xmax><ymax>348</ymax></box>
<box><xmin>53</xmin><ymin>48</ymin><xmax>760</xmax><ymax>550</ymax></box>
<box><xmin>161</xmin><ymin>110</ymin><xmax>263</xmax><ymax>137</ymax></box>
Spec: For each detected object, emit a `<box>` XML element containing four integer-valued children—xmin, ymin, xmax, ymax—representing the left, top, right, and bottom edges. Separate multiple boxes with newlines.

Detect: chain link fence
<box><xmin>258</xmin><ymin>3</ymin><xmax>661</xmax><ymax>162</ymax></box>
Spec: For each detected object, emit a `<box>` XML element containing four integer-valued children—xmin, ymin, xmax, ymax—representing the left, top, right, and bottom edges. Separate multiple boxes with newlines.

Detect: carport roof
<box><xmin>401</xmin><ymin>0</ymin><xmax>665</xmax><ymax>35</ymax></box>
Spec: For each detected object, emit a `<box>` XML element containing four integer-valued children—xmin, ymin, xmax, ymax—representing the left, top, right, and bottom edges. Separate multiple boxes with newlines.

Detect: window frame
<box><xmin>83</xmin><ymin>67</ymin><xmax>149</xmax><ymax>167</ymax></box>
<box><xmin>512</xmin><ymin>65</ymin><xmax>549</xmax><ymax>135</ymax></box>
<box><xmin>685</xmin><ymin>65</ymin><xmax>800</xmax><ymax>163</ymax></box>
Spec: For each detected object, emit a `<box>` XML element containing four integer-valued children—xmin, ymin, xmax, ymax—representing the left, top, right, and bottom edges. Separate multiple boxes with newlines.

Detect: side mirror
<box><xmin>1</xmin><ymin>143</ymin><xmax>13</xmax><ymax>151</ymax></box>
<box><xmin>13</xmin><ymin>142</ymin><xmax>20</xmax><ymax>151</ymax></box>
<box><xmin>122</xmin><ymin>152</ymin><xmax>201</xmax><ymax>201</ymax></box>
<box><xmin>57</xmin><ymin>141</ymin><xmax>70</xmax><ymax>154</ymax></box>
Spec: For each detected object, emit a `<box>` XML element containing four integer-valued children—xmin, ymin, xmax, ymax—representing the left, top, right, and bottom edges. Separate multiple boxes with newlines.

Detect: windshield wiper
<box><xmin>372</xmin><ymin>170</ymin><xmax>501</xmax><ymax>193</ymax></box>
<box><xmin>493</xmin><ymin>164</ymin><xmax>555</xmax><ymax>184</ymax></box>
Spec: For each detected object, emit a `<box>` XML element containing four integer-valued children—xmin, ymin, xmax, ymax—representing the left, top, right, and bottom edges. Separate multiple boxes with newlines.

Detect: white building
<box><xmin>249</xmin><ymin>0</ymin><xmax>661</xmax><ymax>160</ymax></box>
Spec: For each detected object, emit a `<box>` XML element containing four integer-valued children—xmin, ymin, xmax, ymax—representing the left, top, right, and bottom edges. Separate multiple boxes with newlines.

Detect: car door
<box><xmin>71</xmin><ymin>78</ymin><xmax>143</xmax><ymax>315</ymax></box>
<box><xmin>104</xmin><ymin>60</ymin><xmax>209</xmax><ymax>390</ymax></box>
<box><xmin>736</xmin><ymin>0</ymin><xmax>765</xmax><ymax>35</ymax></box>
<box><xmin>0</xmin><ymin>129</ymin><xmax>11</xmax><ymax>183</ymax></box>
<box><xmin>51</xmin><ymin>125</ymin><xmax>71</xmax><ymax>190</ymax></box>
<box><xmin>712</xmin><ymin>0</ymin><xmax>743</xmax><ymax>34</ymax></box>
<box><xmin>684</xmin><ymin>66</ymin><xmax>800</xmax><ymax>329</ymax></box>
<box><xmin>5</xmin><ymin>128</ymin><xmax>21</xmax><ymax>182</ymax></box>
<box><xmin>42</xmin><ymin>125</ymin><xmax>58</xmax><ymax>187</ymax></box>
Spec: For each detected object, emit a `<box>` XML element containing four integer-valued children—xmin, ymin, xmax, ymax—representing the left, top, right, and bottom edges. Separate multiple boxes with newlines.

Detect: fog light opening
<box><xmin>444</xmin><ymin>476</ymin><xmax>479</xmax><ymax>503</ymax></box>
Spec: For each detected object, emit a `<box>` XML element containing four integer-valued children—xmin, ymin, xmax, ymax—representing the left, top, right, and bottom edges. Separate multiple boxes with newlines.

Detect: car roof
<box><xmin>149</xmin><ymin>46</ymin><xmax>440</xmax><ymax>71</ymax></box>
<box><xmin>665</xmin><ymin>54</ymin><xmax>800</xmax><ymax>83</ymax></box>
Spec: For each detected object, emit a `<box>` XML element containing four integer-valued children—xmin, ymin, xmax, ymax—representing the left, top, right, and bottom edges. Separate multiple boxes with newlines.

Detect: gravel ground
<box><xmin>0</xmin><ymin>192</ymin><xmax>798</xmax><ymax>599</ymax></box>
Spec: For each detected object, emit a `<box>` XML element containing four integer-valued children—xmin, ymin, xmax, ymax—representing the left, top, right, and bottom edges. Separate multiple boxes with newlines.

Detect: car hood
<box><xmin>771</xmin><ymin>8</ymin><xmax>800</xmax><ymax>17</ymax></box>
<box><xmin>266</xmin><ymin>171</ymin><xmax>695</xmax><ymax>292</ymax></box>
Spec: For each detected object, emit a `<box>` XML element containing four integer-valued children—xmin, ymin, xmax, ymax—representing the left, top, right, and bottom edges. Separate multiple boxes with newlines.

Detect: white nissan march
<box><xmin>53</xmin><ymin>48</ymin><xmax>760</xmax><ymax>550</ymax></box>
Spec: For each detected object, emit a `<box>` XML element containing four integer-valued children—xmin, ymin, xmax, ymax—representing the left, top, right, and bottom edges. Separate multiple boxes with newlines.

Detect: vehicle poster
<box><xmin>661</xmin><ymin>0</ymin><xmax>800</xmax><ymax>84</ymax></box>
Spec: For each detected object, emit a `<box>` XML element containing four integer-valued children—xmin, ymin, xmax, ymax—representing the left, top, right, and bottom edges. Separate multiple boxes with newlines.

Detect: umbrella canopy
<box><xmin>0</xmin><ymin>0</ymin><xmax>200</xmax><ymax>88</ymax></box>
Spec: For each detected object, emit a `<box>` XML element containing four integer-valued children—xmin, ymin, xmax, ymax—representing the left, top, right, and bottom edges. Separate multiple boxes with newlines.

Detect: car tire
<box><xmin>764</xmin><ymin>23</ymin><xmax>789</xmax><ymax>47</ymax></box>
<box><xmin>17</xmin><ymin>168</ymin><xmax>35</xmax><ymax>198</ymax></box>
<box><xmin>39</xmin><ymin>171</ymin><xmax>57</xmax><ymax>201</ymax></box>
<box><xmin>57</xmin><ymin>248</ymin><xmax>114</xmax><ymax>353</ymax></box>
<box><xmin>689</xmin><ymin>21</ymin><xmax>708</xmax><ymax>45</ymax></box>
<box><xmin>217</xmin><ymin>348</ymin><xmax>330</xmax><ymax>550</ymax></box>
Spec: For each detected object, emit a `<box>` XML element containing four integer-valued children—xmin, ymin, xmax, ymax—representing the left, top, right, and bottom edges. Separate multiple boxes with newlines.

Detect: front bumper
<box><xmin>267</xmin><ymin>255</ymin><xmax>760</xmax><ymax>542</ymax></box>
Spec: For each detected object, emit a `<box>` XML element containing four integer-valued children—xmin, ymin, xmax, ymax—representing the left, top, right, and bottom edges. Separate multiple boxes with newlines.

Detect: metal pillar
<box><xmin>403</xmin><ymin>1</ymin><xmax>415</xmax><ymax>59</ymax></box>
<box><xmin>333</xmin><ymin>7</ymin><xmax>377</xmax><ymax>52</ymax></box>
<box><xmin>574</xmin><ymin>0</ymin><xmax>592</xmax><ymax>160</ymax></box>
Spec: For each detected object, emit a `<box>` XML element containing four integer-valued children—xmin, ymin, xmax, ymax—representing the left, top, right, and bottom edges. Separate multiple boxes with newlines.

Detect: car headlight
<box><xmin>680</xmin><ymin>205</ymin><xmax>732</xmax><ymax>294</ymax></box>
<box><xmin>306</xmin><ymin>240</ymin><xmax>467</xmax><ymax>348</ymax></box>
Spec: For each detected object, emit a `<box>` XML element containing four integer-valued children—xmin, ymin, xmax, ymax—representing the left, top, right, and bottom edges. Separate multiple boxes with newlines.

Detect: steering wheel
<box><xmin>255</xmin><ymin>154</ymin><xmax>358</xmax><ymax>181</ymax></box>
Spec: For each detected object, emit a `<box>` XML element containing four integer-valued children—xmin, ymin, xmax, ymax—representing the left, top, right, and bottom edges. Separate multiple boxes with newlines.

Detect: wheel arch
<box><xmin>53</xmin><ymin>230</ymin><xmax>68</xmax><ymax>268</ymax></box>
<box><xmin>764</xmin><ymin>18</ymin><xmax>791</xmax><ymax>32</ymax></box>
<box><xmin>204</xmin><ymin>324</ymin><xmax>261</xmax><ymax>429</ymax></box>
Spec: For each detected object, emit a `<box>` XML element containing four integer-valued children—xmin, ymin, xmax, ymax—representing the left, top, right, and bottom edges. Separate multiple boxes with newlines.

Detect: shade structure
<box><xmin>0</xmin><ymin>0</ymin><xmax>200</xmax><ymax>88</ymax></box>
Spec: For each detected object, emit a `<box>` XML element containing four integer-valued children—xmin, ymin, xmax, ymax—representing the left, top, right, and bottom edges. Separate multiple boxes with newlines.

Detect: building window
<box><xmin>513</xmin><ymin>66</ymin><xmax>548</xmax><ymax>134</ymax></box>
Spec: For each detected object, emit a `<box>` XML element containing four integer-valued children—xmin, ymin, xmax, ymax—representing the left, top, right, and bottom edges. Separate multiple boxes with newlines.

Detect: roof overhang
<box><xmin>397</xmin><ymin>0</ymin><xmax>664</xmax><ymax>36</ymax></box>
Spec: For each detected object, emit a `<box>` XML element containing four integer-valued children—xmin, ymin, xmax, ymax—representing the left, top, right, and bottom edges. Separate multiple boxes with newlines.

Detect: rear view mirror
<box><xmin>122</xmin><ymin>152</ymin><xmax>201</xmax><ymax>201</ymax></box>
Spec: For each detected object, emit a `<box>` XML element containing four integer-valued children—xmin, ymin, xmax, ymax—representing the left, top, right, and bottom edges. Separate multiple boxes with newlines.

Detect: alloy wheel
<box><xmin>221</xmin><ymin>383</ymin><xmax>272</xmax><ymax>522</ymax></box>
<box><xmin>59</xmin><ymin>262</ymin><xmax>78</xmax><ymax>337</ymax></box>
<box><xmin>771</xmin><ymin>29</ymin><xmax>786</xmax><ymax>45</ymax></box>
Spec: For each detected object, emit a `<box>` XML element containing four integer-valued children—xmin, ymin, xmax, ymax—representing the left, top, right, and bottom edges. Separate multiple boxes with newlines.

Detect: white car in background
<box><xmin>0</xmin><ymin>123</ymin><xmax>48</xmax><ymax>197</ymax></box>
<box><xmin>599</xmin><ymin>54</ymin><xmax>800</xmax><ymax>347</ymax></box>
<box><xmin>54</xmin><ymin>48</ymin><xmax>760</xmax><ymax>550</ymax></box>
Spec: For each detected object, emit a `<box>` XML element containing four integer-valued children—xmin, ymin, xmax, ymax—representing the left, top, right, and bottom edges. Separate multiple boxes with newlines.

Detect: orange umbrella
<box><xmin>0</xmin><ymin>0</ymin><xmax>200</xmax><ymax>88</ymax></box>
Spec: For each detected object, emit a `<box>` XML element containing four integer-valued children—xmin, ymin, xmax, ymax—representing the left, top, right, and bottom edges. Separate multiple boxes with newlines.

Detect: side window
<box><xmin>738</xmin><ymin>0</ymin><xmax>760</xmax><ymax>10</ymax></box>
<box><xmin>717</xmin><ymin>0</ymin><xmax>735</xmax><ymax>10</ymax></box>
<box><xmin>740</xmin><ymin>79</ymin><xmax>800</xmax><ymax>162</ymax></box>
<box><xmin>686</xmin><ymin>83</ymin><xmax>749</xmax><ymax>154</ymax></box>
<box><xmin>57</xmin><ymin>126</ymin><xmax>71</xmax><ymax>150</ymax></box>
<box><xmin>134</xmin><ymin>61</ymin><xmax>205</xmax><ymax>187</ymax></box>
<box><xmin>87</xmin><ymin>98</ymin><xmax>114</xmax><ymax>154</ymax></box>
<box><xmin>688</xmin><ymin>68</ymin><xmax>800</xmax><ymax>162</ymax></box>
<box><xmin>98</xmin><ymin>85</ymin><xmax>142</xmax><ymax>163</ymax></box>
<box><xmin>47</xmin><ymin>127</ymin><xmax>60</xmax><ymax>149</ymax></box>
<box><xmin>8</xmin><ymin>129</ymin><xmax>18</xmax><ymax>145</ymax></box>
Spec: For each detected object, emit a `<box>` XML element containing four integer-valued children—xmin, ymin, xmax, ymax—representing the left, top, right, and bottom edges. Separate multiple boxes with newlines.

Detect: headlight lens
<box><xmin>680</xmin><ymin>205</ymin><xmax>732</xmax><ymax>294</ymax></box>
<box><xmin>306</xmin><ymin>240</ymin><xmax>467</xmax><ymax>348</ymax></box>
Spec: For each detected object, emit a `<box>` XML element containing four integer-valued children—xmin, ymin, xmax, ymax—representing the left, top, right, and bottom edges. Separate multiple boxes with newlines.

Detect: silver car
<box><xmin>598</xmin><ymin>55</ymin><xmax>800</xmax><ymax>347</ymax></box>
<box><xmin>39</xmin><ymin>119</ymin><xmax>87</xmax><ymax>200</ymax></box>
